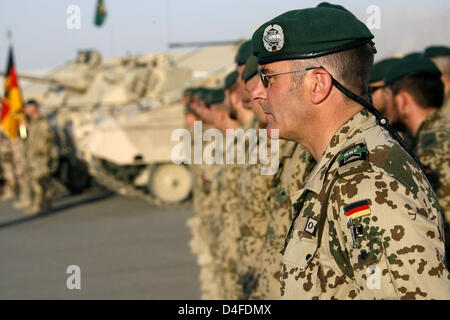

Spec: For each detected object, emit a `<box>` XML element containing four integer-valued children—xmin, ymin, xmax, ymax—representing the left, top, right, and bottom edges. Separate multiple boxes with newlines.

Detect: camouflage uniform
<box><xmin>236</xmin><ymin>120</ymin><xmax>275</xmax><ymax>299</ymax></box>
<box><xmin>11</xmin><ymin>136</ymin><xmax>32</xmax><ymax>208</ymax></box>
<box><xmin>0</xmin><ymin>133</ymin><xmax>17</xmax><ymax>201</ymax></box>
<box><xmin>214</xmin><ymin>137</ymin><xmax>242</xmax><ymax>300</ymax></box>
<box><xmin>24</xmin><ymin>116</ymin><xmax>55</xmax><ymax>214</ymax></box>
<box><xmin>188</xmin><ymin>123</ymin><xmax>222</xmax><ymax>299</ymax></box>
<box><xmin>280</xmin><ymin>110</ymin><xmax>450</xmax><ymax>299</ymax></box>
<box><xmin>252</xmin><ymin>141</ymin><xmax>315</xmax><ymax>299</ymax></box>
<box><xmin>442</xmin><ymin>91</ymin><xmax>450</xmax><ymax>120</ymax></box>
<box><xmin>412</xmin><ymin>110</ymin><xmax>450</xmax><ymax>263</ymax></box>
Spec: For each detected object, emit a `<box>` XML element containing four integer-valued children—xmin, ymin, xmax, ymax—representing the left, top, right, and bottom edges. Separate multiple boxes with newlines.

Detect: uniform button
<box><xmin>306</xmin><ymin>254</ymin><xmax>312</xmax><ymax>261</ymax></box>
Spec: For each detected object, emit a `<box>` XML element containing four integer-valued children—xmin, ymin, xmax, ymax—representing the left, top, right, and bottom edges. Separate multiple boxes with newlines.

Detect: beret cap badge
<box><xmin>263</xmin><ymin>24</ymin><xmax>284</xmax><ymax>52</ymax></box>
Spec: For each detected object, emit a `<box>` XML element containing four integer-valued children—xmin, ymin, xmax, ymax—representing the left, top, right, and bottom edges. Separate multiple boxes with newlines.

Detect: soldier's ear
<box><xmin>310</xmin><ymin>68</ymin><xmax>333</xmax><ymax>105</ymax></box>
<box><xmin>394</xmin><ymin>90</ymin><xmax>409</xmax><ymax>115</ymax></box>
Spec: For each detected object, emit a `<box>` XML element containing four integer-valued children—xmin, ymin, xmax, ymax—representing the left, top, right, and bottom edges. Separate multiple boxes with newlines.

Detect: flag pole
<box><xmin>6</xmin><ymin>28</ymin><xmax>13</xmax><ymax>47</ymax></box>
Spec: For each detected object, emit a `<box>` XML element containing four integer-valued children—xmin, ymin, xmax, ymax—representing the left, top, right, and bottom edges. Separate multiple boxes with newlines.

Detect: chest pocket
<box><xmin>282</xmin><ymin>237</ymin><xmax>318</xmax><ymax>269</ymax></box>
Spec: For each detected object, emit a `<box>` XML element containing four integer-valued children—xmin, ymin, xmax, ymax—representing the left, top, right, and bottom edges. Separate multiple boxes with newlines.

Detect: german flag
<box><xmin>344</xmin><ymin>200</ymin><xmax>371</xmax><ymax>220</ymax></box>
<box><xmin>1</xmin><ymin>46</ymin><xmax>23</xmax><ymax>139</ymax></box>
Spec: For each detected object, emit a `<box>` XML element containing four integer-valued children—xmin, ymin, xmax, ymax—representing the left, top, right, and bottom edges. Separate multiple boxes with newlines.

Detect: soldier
<box><xmin>424</xmin><ymin>46</ymin><xmax>450</xmax><ymax>119</ymax></box>
<box><xmin>383</xmin><ymin>55</ymin><xmax>450</xmax><ymax>263</ymax></box>
<box><xmin>368</xmin><ymin>58</ymin><xmax>401</xmax><ymax>117</ymax></box>
<box><xmin>0</xmin><ymin>131</ymin><xmax>17</xmax><ymax>201</ymax></box>
<box><xmin>11</xmin><ymin>114</ymin><xmax>32</xmax><ymax>209</ymax></box>
<box><xmin>211</xmin><ymin>41</ymin><xmax>256</xmax><ymax>300</ymax></box>
<box><xmin>235</xmin><ymin>55</ymin><xmax>275</xmax><ymax>299</ymax></box>
<box><xmin>250</xmin><ymin>6</ymin><xmax>450</xmax><ymax>299</ymax></box>
<box><xmin>187</xmin><ymin>88</ymin><xmax>224</xmax><ymax>300</ymax></box>
<box><xmin>23</xmin><ymin>99</ymin><xmax>55</xmax><ymax>215</ymax></box>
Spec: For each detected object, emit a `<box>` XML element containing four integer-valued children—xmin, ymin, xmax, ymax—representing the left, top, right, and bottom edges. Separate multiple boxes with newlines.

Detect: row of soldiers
<box><xmin>0</xmin><ymin>99</ymin><xmax>56</xmax><ymax>215</ymax></box>
<box><xmin>185</xmin><ymin>5</ymin><xmax>450</xmax><ymax>299</ymax></box>
<box><xmin>184</xmin><ymin>2</ymin><xmax>450</xmax><ymax>300</ymax></box>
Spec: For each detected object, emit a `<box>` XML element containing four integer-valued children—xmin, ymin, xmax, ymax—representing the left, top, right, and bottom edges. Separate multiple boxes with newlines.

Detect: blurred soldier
<box><xmin>251</xmin><ymin>6</ymin><xmax>449</xmax><ymax>299</ymax></box>
<box><xmin>241</xmin><ymin>55</ymin><xmax>316</xmax><ymax>300</ymax></box>
<box><xmin>186</xmin><ymin>88</ymin><xmax>224</xmax><ymax>299</ymax></box>
<box><xmin>424</xmin><ymin>46</ymin><xmax>450</xmax><ymax>119</ymax></box>
<box><xmin>384</xmin><ymin>55</ymin><xmax>450</xmax><ymax>262</ymax></box>
<box><xmin>236</xmin><ymin>55</ymin><xmax>279</xmax><ymax>299</ymax></box>
<box><xmin>0</xmin><ymin>131</ymin><xmax>17</xmax><ymax>201</ymax></box>
<box><xmin>368</xmin><ymin>58</ymin><xmax>401</xmax><ymax>117</ymax></box>
<box><xmin>23</xmin><ymin>99</ymin><xmax>55</xmax><ymax>215</ymax></box>
<box><xmin>213</xmin><ymin>42</ymin><xmax>255</xmax><ymax>300</ymax></box>
<box><xmin>254</xmin><ymin>141</ymin><xmax>315</xmax><ymax>299</ymax></box>
<box><xmin>11</xmin><ymin>113</ymin><xmax>32</xmax><ymax>209</ymax></box>
<box><xmin>368</xmin><ymin>57</ymin><xmax>417</xmax><ymax>151</ymax></box>
<box><xmin>234</xmin><ymin>40</ymin><xmax>255</xmax><ymax>128</ymax></box>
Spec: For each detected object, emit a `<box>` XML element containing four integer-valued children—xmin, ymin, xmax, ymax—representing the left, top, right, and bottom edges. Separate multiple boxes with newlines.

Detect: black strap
<box><xmin>330</xmin><ymin>75</ymin><xmax>427</xmax><ymax>177</ymax></box>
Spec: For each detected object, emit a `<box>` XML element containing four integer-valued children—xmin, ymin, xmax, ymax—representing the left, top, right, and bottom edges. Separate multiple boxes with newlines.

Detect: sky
<box><xmin>0</xmin><ymin>0</ymin><xmax>449</xmax><ymax>72</ymax></box>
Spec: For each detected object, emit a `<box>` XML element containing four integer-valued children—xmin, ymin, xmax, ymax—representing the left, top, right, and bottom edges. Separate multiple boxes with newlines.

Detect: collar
<box><xmin>414</xmin><ymin>109</ymin><xmax>441</xmax><ymax>139</ymax></box>
<box><xmin>304</xmin><ymin>110</ymin><xmax>376</xmax><ymax>194</ymax></box>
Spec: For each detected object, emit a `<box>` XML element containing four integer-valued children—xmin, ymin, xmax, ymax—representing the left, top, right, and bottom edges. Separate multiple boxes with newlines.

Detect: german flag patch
<box><xmin>344</xmin><ymin>200</ymin><xmax>371</xmax><ymax>220</ymax></box>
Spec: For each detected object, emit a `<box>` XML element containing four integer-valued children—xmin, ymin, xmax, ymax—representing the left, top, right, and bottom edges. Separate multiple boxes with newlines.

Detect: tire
<box><xmin>148</xmin><ymin>163</ymin><xmax>192</xmax><ymax>203</ymax></box>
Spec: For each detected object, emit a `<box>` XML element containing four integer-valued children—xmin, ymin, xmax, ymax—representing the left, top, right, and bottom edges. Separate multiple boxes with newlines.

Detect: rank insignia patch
<box><xmin>338</xmin><ymin>143</ymin><xmax>368</xmax><ymax>167</ymax></box>
<box><xmin>344</xmin><ymin>200</ymin><xmax>371</xmax><ymax>220</ymax></box>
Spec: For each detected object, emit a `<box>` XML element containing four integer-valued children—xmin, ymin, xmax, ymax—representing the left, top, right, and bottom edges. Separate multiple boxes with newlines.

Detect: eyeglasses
<box><xmin>259</xmin><ymin>67</ymin><xmax>321</xmax><ymax>88</ymax></box>
<box><xmin>368</xmin><ymin>85</ymin><xmax>384</xmax><ymax>95</ymax></box>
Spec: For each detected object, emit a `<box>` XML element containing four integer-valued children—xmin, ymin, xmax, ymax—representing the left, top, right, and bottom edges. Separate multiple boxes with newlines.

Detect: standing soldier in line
<box><xmin>183</xmin><ymin>88</ymin><xmax>213</xmax><ymax>298</ymax></box>
<box><xmin>188</xmin><ymin>88</ymin><xmax>224</xmax><ymax>299</ymax></box>
<box><xmin>253</xmin><ymin>140</ymin><xmax>315</xmax><ymax>299</ymax></box>
<box><xmin>215</xmin><ymin>41</ymin><xmax>255</xmax><ymax>299</ymax></box>
<box><xmin>424</xmin><ymin>46</ymin><xmax>450</xmax><ymax>119</ymax></box>
<box><xmin>23</xmin><ymin>99</ymin><xmax>55</xmax><ymax>215</ymax></box>
<box><xmin>251</xmin><ymin>6</ymin><xmax>450</xmax><ymax>299</ymax></box>
<box><xmin>236</xmin><ymin>54</ymin><xmax>282</xmax><ymax>299</ymax></box>
<box><xmin>11</xmin><ymin>112</ymin><xmax>32</xmax><ymax>210</ymax></box>
<box><xmin>383</xmin><ymin>55</ymin><xmax>450</xmax><ymax>264</ymax></box>
<box><xmin>368</xmin><ymin>58</ymin><xmax>401</xmax><ymax>117</ymax></box>
<box><xmin>0</xmin><ymin>131</ymin><xmax>18</xmax><ymax>201</ymax></box>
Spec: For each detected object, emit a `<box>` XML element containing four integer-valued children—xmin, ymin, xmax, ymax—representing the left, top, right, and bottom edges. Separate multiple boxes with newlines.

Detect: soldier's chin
<box><xmin>267</xmin><ymin>126</ymin><xmax>280</xmax><ymax>140</ymax></box>
<box><xmin>391</xmin><ymin>121</ymin><xmax>408</xmax><ymax>134</ymax></box>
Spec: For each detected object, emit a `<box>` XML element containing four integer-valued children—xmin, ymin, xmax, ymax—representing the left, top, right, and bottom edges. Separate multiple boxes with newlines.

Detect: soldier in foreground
<box><xmin>251</xmin><ymin>6</ymin><xmax>450</xmax><ymax>299</ymax></box>
<box><xmin>383</xmin><ymin>55</ymin><xmax>450</xmax><ymax>264</ymax></box>
<box><xmin>23</xmin><ymin>99</ymin><xmax>56</xmax><ymax>215</ymax></box>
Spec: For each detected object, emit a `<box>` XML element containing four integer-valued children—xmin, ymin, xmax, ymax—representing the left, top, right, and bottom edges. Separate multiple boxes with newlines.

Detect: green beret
<box><xmin>196</xmin><ymin>88</ymin><xmax>210</xmax><ymax>101</ymax></box>
<box><xmin>224</xmin><ymin>70</ymin><xmax>238</xmax><ymax>90</ymax></box>
<box><xmin>369</xmin><ymin>57</ymin><xmax>401</xmax><ymax>83</ymax></box>
<box><xmin>197</xmin><ymin>88</ymin><xmax>224</xmax><ymax>105</ymax></box>
<box><xmin>384</xmin><ymin>56</ymin><xmax>442</xmax><ymax>86</ymax></box>
<box><xmin>316</xmin><ymin>2</ymin><xmax>355</xmax><ymax>16</ymax></box>
<box><xmin>252</xmin><ymin>7</ymin><xmax>374</xmax><ymax>65</ymax></box>
<box><xmin>242</xmin><ymin>55</ymin><xmax>258</xmax><ymax>83</ymax></box>
<box><xmin>183</xmin><ymin>87</ymin><xmax>196</xmax><ymax>95</ymax></box>
<box><xmin>424</xmin><ymin>46</ymin><xmax>450</xmax><ymax>58</ymax></box>
<box><xmin>235</xmin><ymin>40</ymin><xmax>253</xmax><ymax>66</ymax></box>
<box><xmin>206</xmin><ymin>89</ymin><xmax>225</xmax><ymax>105</ymax></box>
<box><xmin>403</xmin><ymin>52</ymin><xmax>422</xmax><ymax>60</ymax></box>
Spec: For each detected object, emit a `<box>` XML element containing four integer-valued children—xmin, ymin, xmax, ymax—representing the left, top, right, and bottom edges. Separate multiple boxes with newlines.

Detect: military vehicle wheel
<box><xmin>148</xmin><ymin>164</ymin><xmax>192</xmax><ymax>203</ymax></box>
